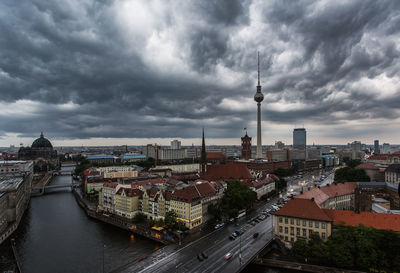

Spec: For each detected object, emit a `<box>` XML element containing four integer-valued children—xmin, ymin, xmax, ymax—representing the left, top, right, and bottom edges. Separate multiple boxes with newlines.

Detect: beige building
<box><xmin>274</xmin><ymin>198</ymin><xmax>333</xmax><ymax>243</ymax></box>
<box><xmin>385</xmin><ymin>164</ymin><xmax>400</xmax><ymax>187</ymax></box>
<box><xmin>170</xmin><ymin>185</ymin><xmax>203</xmax><ymax>229</ymax></box>
<box><xmin>96</xmin><ymin>166</ymin><xmax>139</xmax><ymax>179</ymax></box>
<box><xmin>115</xmin><ymin>188</ymin><xmax>143</xmax><ymax>219</ymax></box>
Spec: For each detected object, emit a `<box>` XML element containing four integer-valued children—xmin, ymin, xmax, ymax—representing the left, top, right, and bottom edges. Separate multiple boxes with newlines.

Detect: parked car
<box><xmin>229</xmin><ymin>235</ymin><xmax>236</xmax><ymax>240</ymax></box>
<box><xmin>197</xmin><ymin>254</ymin><xmax>204</xmax><ymax>261</ymax></box>
<box><xmin>253</xmin><ymin>232</ymin><xmax>259</xmax><ymax>238</ymax></box>
<box><xmin>224</xmin><ymin>252</ymin><xmax>232</xmax><ymax>260</ymax></box>
<box><xmin>201</xmin><ymin>252</ymin><xmax>208</xmax><ymax>259</ymax></box>
<box><xmin>231</xmin><ymin>232</ymin><xmax>237</xmax><ymax>238</ymax></box>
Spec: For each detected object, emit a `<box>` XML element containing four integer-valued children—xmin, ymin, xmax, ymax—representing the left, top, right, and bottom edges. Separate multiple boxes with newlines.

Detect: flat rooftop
<box><xmin>0</xmin><ymin>177</ymin><xmax>24</xmax><ymax>192</ymax></box>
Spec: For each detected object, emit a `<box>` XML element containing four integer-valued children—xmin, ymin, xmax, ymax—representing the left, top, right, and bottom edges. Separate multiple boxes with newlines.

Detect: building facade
<box><xmin>274</xmin><ymin>199</ymin><xmax>332</xmax><ymax>243</ymax></box>
<box><xmin>293</xmin><ymin>128</ymin><xmax>306</xmax><ymax>150</ymax></box>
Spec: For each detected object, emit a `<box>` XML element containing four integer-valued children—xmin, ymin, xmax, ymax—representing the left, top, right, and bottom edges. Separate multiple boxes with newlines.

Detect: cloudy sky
<box><xmin>1</xmin><ymin>0</ymin><xmax>400</xmax><ymax>147</ymax></box>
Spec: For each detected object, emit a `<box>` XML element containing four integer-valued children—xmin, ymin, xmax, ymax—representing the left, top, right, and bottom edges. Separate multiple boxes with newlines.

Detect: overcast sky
<box><xmin>1</xmin><ymin>0</ymin><xmax>400</xmax><ymax>147</ymax></box>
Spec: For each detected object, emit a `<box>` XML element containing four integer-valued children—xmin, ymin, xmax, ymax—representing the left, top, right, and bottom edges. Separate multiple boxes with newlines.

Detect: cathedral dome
<box><xmin>31</xmin><ymin>132</ymin><xmax>53</xmax><ymax>148</ymax></box>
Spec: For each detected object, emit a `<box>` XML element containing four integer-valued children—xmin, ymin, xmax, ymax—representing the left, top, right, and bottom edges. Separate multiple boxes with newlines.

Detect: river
<box><xmin>13</xmin><ymin>166</ymin><xmax>160</xmax><ymax>273</ymax></box>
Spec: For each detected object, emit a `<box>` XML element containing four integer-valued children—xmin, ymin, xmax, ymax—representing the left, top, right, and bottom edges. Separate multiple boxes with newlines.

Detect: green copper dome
<box><xmin>31</xmin><ymin>132</ymin><xmax>53</xmax><ymax>148</ymax></box>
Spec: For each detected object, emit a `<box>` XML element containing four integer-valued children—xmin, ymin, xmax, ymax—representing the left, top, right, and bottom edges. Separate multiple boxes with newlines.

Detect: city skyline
<box><xmin>1</xmin><ymin>1</ymin><xmax>400</xmax><ymax>146</ymax></box>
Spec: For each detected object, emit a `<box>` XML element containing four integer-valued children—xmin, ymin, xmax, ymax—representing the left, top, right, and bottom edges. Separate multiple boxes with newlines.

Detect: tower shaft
<box><xmin>256</xmin><ymin>102</ymin><xmax>262</xmax><ymax>158</ymax></box>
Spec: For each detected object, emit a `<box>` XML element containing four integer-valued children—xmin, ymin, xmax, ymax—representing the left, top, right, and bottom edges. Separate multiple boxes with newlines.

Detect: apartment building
<box><xmin>115</xmin><ymin>188</ymin><xmax>143</xmax><ymax>219</ymax></box>
<box><xmin>274</xmin><ymin>198</ymin><xmax>333</xmax><ymax>243</ymax></box>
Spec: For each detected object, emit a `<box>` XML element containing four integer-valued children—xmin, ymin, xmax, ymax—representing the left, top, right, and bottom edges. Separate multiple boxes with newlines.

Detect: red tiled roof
<box><xmin>356</xmin><ymin>163</ymin><xmax>379</xmax><ymax>170</ymax></box>
<box><xmin>275</xmin><ymin>199</ymin><xmax>332</xmax><ymax>222</ymax></box>
<box><xmin>241</xmin><ymin>179</ymin><xmax>272</xmax><ymax>189</ymax></box>
<box><xmin>320</xmin><ymin>182</ymin><xmax>356</xmax><ymax>197</ymax></box>
<box><xmin>194</xmin><ymin>181</ymin><xmax>217</xmax><ymax>197</ymax></box>
<box><xmin>103</xmin><ymin>182</ymin><xmax>118</xmax><ymax>188</ymax></box>
<box><xmin>324</xmin><ymin>210</ymin><xmax>400</xmax><ymax>232</ymax></box>
<box><xmin>295</xmin><ymin>182</ymin><xmax>356</xmax><ymax>206</ymax></box>
<box><xmin>206</xmin><ymin>152</ymin><xmax>226</xmax><ymax>160</ymax></box>
<box><xmin>116</xmin><ymin>188</ymin><xmax>143</xmax><ymax>197</ymax></box>
<box><xmin>172</xmin><ymin>185</ymin><xmax>201</xmax><ymax>203</ymax></box>
<box><xmin>204</xmin><ymin>162</ymin><xmax>252</xmax><ymax>180</ymax></box>
<box><xmin>368</xmin><ymin>153</ymin><xmax>400</xmax><ymax>160</ymax></box>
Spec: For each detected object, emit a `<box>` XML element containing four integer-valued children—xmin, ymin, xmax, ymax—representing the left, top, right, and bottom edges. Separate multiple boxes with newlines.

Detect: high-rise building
<box><xmin>350</xmin><ymin>141</ymin><xmax>362</xmax><ymax>151</ymax></box>
<box><xmin>293</xmin><ymin>128</ymin><xmax>306</xmax><ymax>149</ymax></box>
<box><xmin>374</xmin><ymin>140</ymin><xmax>380</xmax><ymax>154</ymax></box>
<box><xmin>383</xmin><ymin>143</ymin><xmax>390</xmax><ymax>154</ymax></box>
<box><xmin>241</xmin><ymin>131</ymin><xmax>252</xmax><ymax>160</ymax></box>
<box><xmin>171</xmin><ymin>140</ymin><xmax>181</xmax><ymax>150</ymax></box>
<box><xmin>275</xmin><ymin>141</ymin><xmax>285</xmax><ymax>149</ymax></box>
<box><xmin>254</xmin><ymin>52</ymin><xmax>264</xmax><ymax>159</ymax></box>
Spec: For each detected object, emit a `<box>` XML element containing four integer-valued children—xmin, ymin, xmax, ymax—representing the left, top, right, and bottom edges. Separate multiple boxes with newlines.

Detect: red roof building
<box><xmin>204</xmin><ymin>162</ymin><xmax>252</xmax><ymax>181</ymax></box>
<box><xmin>324</xmin><ymin>210</ymin><xmax>400</xmax><ymax>232</ymax></box>
<box><xmin>295</xmin><ymin>182</ymin><xmax>357</xmax><ymax>209</ymax></box>
<box><xmin>276</xmin><ymin>198</ymin><xmax>332</xmax><ymax>222</ymax></box>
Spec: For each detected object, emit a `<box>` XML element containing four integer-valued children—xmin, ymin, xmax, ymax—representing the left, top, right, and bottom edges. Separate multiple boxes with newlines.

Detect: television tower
<box><xmin>254</xmin><ymin>52</ymin><xmax>264</xmax><ymax>159</ymax></box>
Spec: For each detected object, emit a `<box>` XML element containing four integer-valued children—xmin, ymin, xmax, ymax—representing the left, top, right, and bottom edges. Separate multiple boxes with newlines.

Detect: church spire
<box><xmin>200</xmin><ymin>128</ymin><xmax>207</xmax><ymax>177</ymax></box>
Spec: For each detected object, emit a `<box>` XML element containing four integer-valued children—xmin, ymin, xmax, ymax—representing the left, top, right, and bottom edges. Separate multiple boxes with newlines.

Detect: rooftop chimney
<box><xmin>311</xmin><ymin>197</ymin><xmax>315</xmax><ymax>202</ymax></box>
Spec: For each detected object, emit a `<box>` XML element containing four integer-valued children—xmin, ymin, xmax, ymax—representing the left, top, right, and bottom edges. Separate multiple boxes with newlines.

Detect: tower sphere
<box><xmin>254</xmin><ymin>92</ymin><xmax>264</xmax><ymax>103</ymax></box>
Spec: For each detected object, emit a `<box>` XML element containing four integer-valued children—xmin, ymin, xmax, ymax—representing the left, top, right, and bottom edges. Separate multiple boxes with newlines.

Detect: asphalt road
<box><xmin>120</xmin><ymin>198</ymin><xmax>278</xmax><ymax>273</ymax></box>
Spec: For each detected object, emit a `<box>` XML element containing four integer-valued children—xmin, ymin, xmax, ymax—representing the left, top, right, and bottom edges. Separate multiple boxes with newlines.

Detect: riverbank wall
<box><xmin>72</xmin><ymin>189</ymin><xmax>171</xmax><ymax>245</ymax></box>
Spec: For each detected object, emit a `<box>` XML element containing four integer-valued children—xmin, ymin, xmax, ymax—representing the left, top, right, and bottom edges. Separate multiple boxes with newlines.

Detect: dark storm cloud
<box><xmin>0</xmin><ymin>0</ymin><xmax>399</xmax><ymax>142</ymax></box>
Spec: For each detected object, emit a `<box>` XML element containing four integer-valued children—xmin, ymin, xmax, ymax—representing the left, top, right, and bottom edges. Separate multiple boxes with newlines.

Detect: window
<box><xmin>296</xmin><ymin>228</ymin><xmax>300</xmax><ymax>236</ymax></box>
<box><xmin>302</xmin><ymin>229</ymin><xmax>306</xmax><ymax>237</ymax></box>
<box><xmin>296</xmin><ymin>219</ymin><xmax>300</xmax><ymax>225</ymax></box>
<box><xmin>302</xmin><ymin>220</ymin><xmax>306</xmax><ymax>226</ymax></box>
<box><xmin>285</xmin><ymin>218</ymin><xmax>288</xmax><ymax>224</ymax></box>
<box><xmin>279</xmin><ymin>217</ymin><xmax>283</xmax><ymax>223</ymax></box>
<box><xmin>322</xmin><ymin>223</ymin><xmax>326</xmax><ymax>229</ymax></box>
<box><xmin>309</xmin><ymin>221</ymin><xmax>313</xmax><ymax>228</ymax></box>
<box><xmin>309</xmin><ymin>230</ymin><xmax>313</xmax><ymax>237</ymax></box>
<box><xmin>290</xmin><ymin>227</ymin><xmax>294</xmax><ymax>235</ymax></box>
<box><xmin>315</xmin><ymin>222</ymin><xmax>319</xmax><ymax>228</ymax></box>
<box><xmin>279</xmin><ymin>226</ymin><xmax>282</xmax><ymax>233</ymax></box>
<box><xmin>285</xmin><ymin>227</ymin><xmax>288</xmax><ymax>234</ymax></box>
<box><xmin>322</xmin><ymin>232</ymin><xmax>326</xmax><ymax>240</ymax></box>
<box><xmin>290</xmin><ymin>218</ymin><xmax>294</xmax><ymax>225</ymax></box>
<box><xmin>285</xmin><ymin>236</ymin><xmax>288</xmax><ymax>241</ymax></box>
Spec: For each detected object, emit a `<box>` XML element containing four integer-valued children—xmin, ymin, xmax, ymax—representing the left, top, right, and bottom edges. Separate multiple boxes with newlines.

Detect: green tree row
<box><xmin>334</xmin><ymin>167</ymin><xmax>370</xmax><ymax>182</ymax></box>
<box><xmin>291</xmin><ymin>225</ymin><xmax>400</xmax><ymax>271</ymax></box>
<box><xmin>208</xmin><ymin>180</ymin><xmax>257</xmax><ymax>219</ymax></box>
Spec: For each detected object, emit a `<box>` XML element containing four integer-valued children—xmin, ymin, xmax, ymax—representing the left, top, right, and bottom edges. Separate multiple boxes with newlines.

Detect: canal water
<box><xmin>13</xmin><ymin>166</ymin><xmax>160</xmax><ymax>273</ymax></box>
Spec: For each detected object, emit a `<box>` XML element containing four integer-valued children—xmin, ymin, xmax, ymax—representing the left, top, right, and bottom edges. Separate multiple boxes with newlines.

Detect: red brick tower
<box><xmin>241</xmin><ymin>130</ymin><xmax>252</xmax><ymax>160</ymax></box>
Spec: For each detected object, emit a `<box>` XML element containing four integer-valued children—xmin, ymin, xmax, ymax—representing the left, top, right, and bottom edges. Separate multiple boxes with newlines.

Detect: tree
<box><xmin>165</xmin><ymin>210</ymin><xmax>178</xmax><ymax>228</ymax></box>
<box><xmin>342</xmin><ymin>158</ymin><xmax>361</xmax><ymax>168</ymax></box>
<box><xmin>220</xmin><ymin>181</ymin><xmax>257</xmax><ymax>217</ymax></box>
<box><xmin>334</xmin><ymin>167</ymin><xmax>370</xmax><ymax>182</ymax></box>
<box><xmin>207</xmin><ymin>203</ymin><xmax>222</xmax><ymax>221</ymax></box>
<box><xmin>291</xmin><ymin>239</ymin><xmax>310</xmax><ymax>261</ymax></box>
<box><xmin>133</xmin><ymin>212</ymin><xmax>146</xmax><ymax>223</ymax></box>
<box><xmin>273</xmin><ymin>167</ymin><xmax>295</xmax><ymax>178</ymax></box>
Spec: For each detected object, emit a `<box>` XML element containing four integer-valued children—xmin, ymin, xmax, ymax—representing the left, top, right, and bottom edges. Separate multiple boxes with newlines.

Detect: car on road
<box><xmin>251</xmin><ymin>221</ymin><xmax>257</xmax><ymax>226</ymax></box>
<box><xmin>224</xmin><ymin>252</ymin><xmax>232</xmax><ymax>260</ymax></box>
<box><xmin>215</xmin><ymin>224</ymin><xmax>220</xmax><ymax>229</ymax></box>
<box><xmin>253</xmin><ymin>232</ymin><xmax>259</xmax><ymax>238</ymax></box>
<box><xmin>235</xmin><ymin>229</ymin><xmax>244</xmax><ymax>236</ymax></box>
<box><xmin>201</xmin><ymin>252</ymin><xmax>208</xmax><ymax>259</ymax></box>
<box><xmin>229</xmin><ymin>235</ymin><xmax>235</xmax><ymax>240</ymax></box>
<box><xmin>197</xmin><ymin>254</ymin><xmax>204</xmax><ymax>261</ymax></box>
